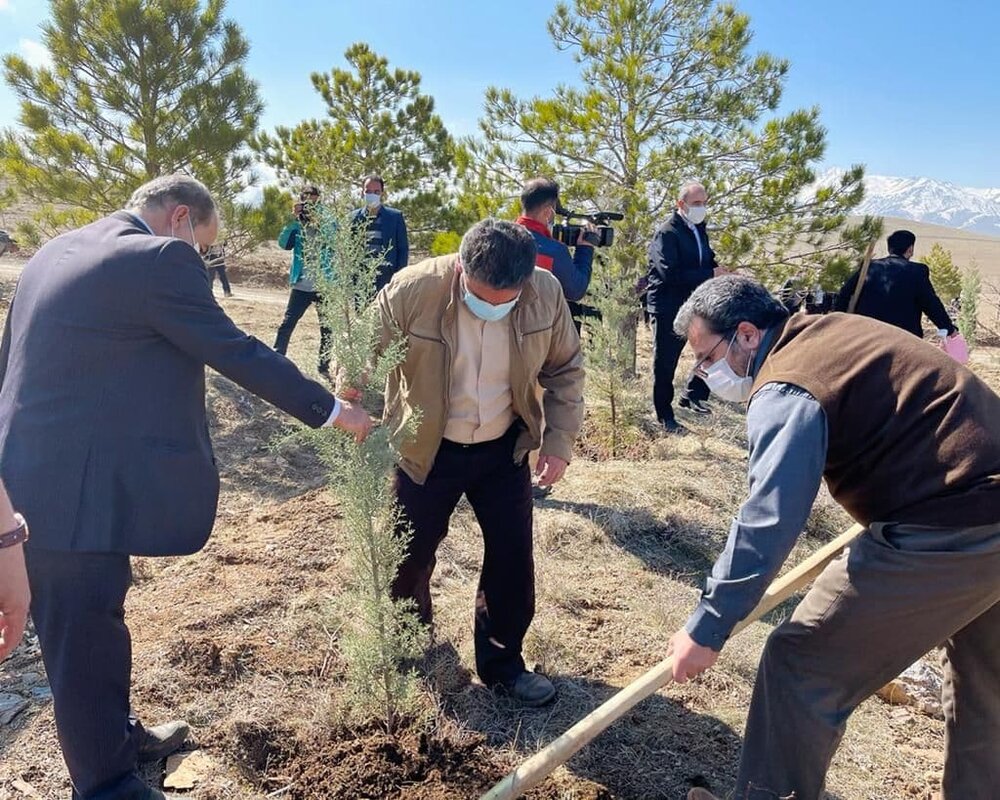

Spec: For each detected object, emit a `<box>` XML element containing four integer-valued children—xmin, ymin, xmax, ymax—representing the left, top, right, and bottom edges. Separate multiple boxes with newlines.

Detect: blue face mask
<box><xmin>462</xmin><ymin>278</ymin><xmax>519</xmax><ymax>322</ymax></box>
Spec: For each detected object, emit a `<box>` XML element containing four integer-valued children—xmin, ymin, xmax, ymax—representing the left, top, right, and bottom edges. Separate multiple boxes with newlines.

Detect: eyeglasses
<box><xmin>693</xmin><ymin>331</ymin><xmax>734</xmax><ymax>376</ymax></box>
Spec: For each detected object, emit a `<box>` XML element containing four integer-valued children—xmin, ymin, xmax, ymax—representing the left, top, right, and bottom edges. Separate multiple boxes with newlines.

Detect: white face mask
<box><xmin>703</xmin><ymin>332</ymin><xmax>755</xmax><ymax>403</ymax></box>
<box><xmin>684</xmin><ymin>204</ymin><xmax>707</xmax><ymax>225</ymax></box>
<box><xmin>364</xmin><ymin>192</ymin><xmax>381</xmax><ymax>208</ymax></box>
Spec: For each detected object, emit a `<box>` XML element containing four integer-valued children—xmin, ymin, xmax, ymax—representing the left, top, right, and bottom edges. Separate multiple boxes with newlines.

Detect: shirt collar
<box><xmin>516</xmin><ymin>215</ymin><xmax>553</xmax><ymax>239</ymax></box>
<box><xmin>122</xmin><ymin>211</ymin><xmax>155</xmax><ymax>236</ymax></box>
<box><xmin>750</xmin><ymin>325</ymin><xmax>780</xmax><ymax>377</ymax></box>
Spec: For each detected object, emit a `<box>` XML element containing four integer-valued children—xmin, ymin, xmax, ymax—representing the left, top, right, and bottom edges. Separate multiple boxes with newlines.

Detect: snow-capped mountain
<box><xmin>813</xmin><ymin>168</ymin><xmax>1000</xmax><ymax>237</ymax></box>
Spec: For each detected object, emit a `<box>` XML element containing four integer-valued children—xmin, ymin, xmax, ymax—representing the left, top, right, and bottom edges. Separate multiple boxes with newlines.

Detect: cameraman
<box><xmin>273</xmin><ymin>186</ymin><xmax>333</xmax><ymax>376</ymax></box>
<box><xmin>516</xmin><ymin>178</ymin><xmax>595</xmax><ymax>306</ymax></box>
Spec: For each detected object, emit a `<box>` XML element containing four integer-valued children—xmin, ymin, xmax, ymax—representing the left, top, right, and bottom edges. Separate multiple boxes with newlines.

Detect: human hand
<box><xmin>667</xmin><ymin>628</ymin><xmax>719</xmax><ymax>684</ymax></box>
<box><xmin>0</xmin><ymin>544</ymin><xmax>30</xmax><ymax>662</ymax></box>
<box><xmin>333</xmin><ymin>400</ymin><xmax>373</xmax><ymax>443</ymax></box>
<box><xmin>576</xmin><ymin>223</ymin><xmax>597</xmax><ymax>248</ymax></box>
<box><xmin>713</xmin><ymin>266</ymin><xmax>731</xmax><ymax>278</ymax></box>
<box><xmin>534</xmin><ymin>455</ymin><xmax>568</xmax><ymax>487</ymax></box>
<box><xmin>335</xmin><ymin>368</ymin><xmax>367</xmax><ymax>402</ymax></box>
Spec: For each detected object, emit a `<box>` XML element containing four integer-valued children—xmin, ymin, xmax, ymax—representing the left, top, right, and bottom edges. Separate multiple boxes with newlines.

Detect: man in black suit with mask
<box><xmin>645</xmin><ymin>181</ymin><xmax>727</xmax><ymax>433</ymax></box>
<box><xmin>0</xmin><ymin>174</ymin><xmax>372</xmax><ymax>800</ymax></box>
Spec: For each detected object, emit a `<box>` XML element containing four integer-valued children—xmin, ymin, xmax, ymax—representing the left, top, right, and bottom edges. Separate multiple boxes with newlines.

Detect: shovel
<box><xmin>481</xmin><ymin>523</ymin><xmax>865</xmax><ymax>800</ymax></box>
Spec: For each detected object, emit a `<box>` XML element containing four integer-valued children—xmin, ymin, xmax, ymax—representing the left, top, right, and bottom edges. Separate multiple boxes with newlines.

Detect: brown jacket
<box><xmin>376</xmin><ymin>255</ymin><xmax>585</xmax><ymax>485</ymax></box>
<box><xmin>752</xmin><ymin>312</ymin><xmax>1000</xmax><ymax>528</ymax></box>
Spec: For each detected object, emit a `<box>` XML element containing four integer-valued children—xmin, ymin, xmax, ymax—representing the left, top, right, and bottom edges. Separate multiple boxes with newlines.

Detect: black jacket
<box><xmin>834</xmin><ymin>255</ymin><xmax>956</xmax><ymax>338</ymax></box>
<box><xmin>0</xmin><ymin>211</ymin><xmax>337</xmax><ymax>555</ymax></box>
<box><xmin>645</xmin><ymin>211</ymin><xmax>718</xmax><ymax>315</ymax></box>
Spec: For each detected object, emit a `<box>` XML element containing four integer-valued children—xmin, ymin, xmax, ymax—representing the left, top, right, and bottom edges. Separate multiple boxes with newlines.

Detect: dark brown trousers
<box><xmin>736</xmin><ymin>521</ymin><xmax>1000</xmax><ymax>800</ymax></box>
<box><xmin>391</xmin><ymin>427</ymin><xmax>534</xmax><ymax>685</ymax></box>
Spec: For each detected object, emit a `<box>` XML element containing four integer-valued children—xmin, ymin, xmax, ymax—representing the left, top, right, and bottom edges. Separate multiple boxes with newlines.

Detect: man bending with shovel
<box><xmin>669</xmin><ymin>276</ymin><xmax>1000</xmax><ymax>800</ymax></box>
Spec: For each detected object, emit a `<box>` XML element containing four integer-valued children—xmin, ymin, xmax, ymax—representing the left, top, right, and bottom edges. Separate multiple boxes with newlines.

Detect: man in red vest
<box><xmin>515</xmin><ymin>178</ymin><xmax>595</xmax><ymax>308</ymax></box>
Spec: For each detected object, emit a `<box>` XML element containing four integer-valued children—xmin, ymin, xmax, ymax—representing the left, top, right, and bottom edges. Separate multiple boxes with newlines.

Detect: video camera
<box><xmin>552</xmin><ymin>204</ymin><xmax>623</xmax><ymax>248</ymax></box>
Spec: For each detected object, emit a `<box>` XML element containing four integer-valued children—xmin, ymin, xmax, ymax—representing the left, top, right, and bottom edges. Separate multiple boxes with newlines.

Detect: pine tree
<box><xmin>462</xmin><ymin>0</ymin><xmax>877</xmax><ymax>293</ymax></box>
<box><xmin>288</xmin><ymin>194</ymin><xmax>426</xmax><ymax>733</ymax></box>
<box><xmin>958</xmin><ymin>263</ymin><xmax>981</xmax><ymax>344</ymax></box>
<box><xmin>923</xmin><ymin>243</ymin><xmax>963</xmax><ymax>305</ymax></box>
<box><xmin>253</xmin><ymin>43</ymin><xmax>459</xmax><ymax>249</ymax></box>
<box><xmin>1</xmin><ymin>0</ymin><xmax>263</xmax><ymax>243</ymax></box>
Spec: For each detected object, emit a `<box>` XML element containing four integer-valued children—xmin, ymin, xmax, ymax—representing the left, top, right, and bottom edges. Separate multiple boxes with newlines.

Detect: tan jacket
<box><xmin>376</xmin><ymin>254</ymin><xmax>585</xmax><ymax>485</ymax></box>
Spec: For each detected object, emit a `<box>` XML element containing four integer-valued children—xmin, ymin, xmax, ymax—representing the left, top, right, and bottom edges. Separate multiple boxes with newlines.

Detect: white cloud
<box><xmin>234</xmin><ymin>162</ymin><xmax>280</xmax><ymax>207</ymax></box>
<box><xmin>19</xmin><ymin>38</ymin><xmax>53</xmax><ymax>69</ymax></box>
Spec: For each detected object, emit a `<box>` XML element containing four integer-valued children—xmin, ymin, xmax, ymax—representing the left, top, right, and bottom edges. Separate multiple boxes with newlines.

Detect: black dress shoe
<box><xmin>137</xmin><ymin>720</ymin><xmax>189</xmax><ymax>763</ymax></box>
<box><xmin>532</xmin><ymin>483</ymin><xmax>552</xmax><ymax>500</ymax></box>
<box><xmin>679</xmin><ymin>397</ymin><xmax>712</xmax><ymax>415</ymax></box>
<box><xmin>660</xmin><ymin>418</ymin><xmax>688</xmax><ymax>435</ymax></box>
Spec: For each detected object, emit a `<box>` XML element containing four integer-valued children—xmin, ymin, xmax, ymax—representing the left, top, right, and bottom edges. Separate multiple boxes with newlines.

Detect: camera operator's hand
<box><xmin>575</xmin><ymin>222</ymin><xmax>598</xmax><ymax>248</ymax></box>
<box><xmin>713</xmin><ymin>266</ymin><xmax>731</xmax><ymax>278</ymax></box>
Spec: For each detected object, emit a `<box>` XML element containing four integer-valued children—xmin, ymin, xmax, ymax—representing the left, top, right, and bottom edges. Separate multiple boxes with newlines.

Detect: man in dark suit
<box><xmin>0</xmin><ymin>174</ymin><xmax>372</xmax><ymax>800</ymax></box>
<box><xmin>834</xmin><ymin>229</ymin><xmax>958</xmax><ymax>338</ymax></box>
<box><xmin>350</xmin><ymin>173</ymin><xmax>409</xmax><ymax>292</ymax></box>
<box><xmin>645</xmin><ymin>181</ymin><xmax>727</xmax><ymax>433</ymax></box>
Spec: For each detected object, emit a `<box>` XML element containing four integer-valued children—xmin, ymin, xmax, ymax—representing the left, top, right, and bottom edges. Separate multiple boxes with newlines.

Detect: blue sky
<box><xmin>1</xmin><ymin>0</ymin><xmax>998</xmax><ymax>186</ymax></box>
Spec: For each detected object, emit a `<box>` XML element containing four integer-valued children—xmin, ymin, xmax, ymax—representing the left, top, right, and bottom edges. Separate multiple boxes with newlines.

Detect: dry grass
<box><xmin>1</xmin><ymin>275</ymin><xmax>997</xmax><ymax>799</ymax></box>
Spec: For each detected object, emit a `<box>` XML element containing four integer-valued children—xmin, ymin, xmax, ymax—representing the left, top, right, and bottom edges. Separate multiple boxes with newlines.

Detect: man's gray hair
<box><xmin>126</xmin><ymin>173</ymin><xmax>216</xmax><ymax>226</ymax></box>
<box><xmin>459</xmin><ymin>218</ymin><xmax>537</xmax><ymax>289</ymax></box>
<box><xmin>674</xmin><ymin>274</ymin><xmax>788</xmax><ymax>338</ymax></box>
<box><xmin>678</xmin><ymin>180</ymin><xmax>706</xmax><ymax>202</ymax></box>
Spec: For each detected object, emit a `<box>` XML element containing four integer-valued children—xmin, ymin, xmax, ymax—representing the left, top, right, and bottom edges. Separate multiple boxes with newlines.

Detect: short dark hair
<box><xmin>362</xmin><ymin>174</ymin><xmax>385</xmax><ymax>191</ymax></box>
<box><xmin>521</xmin><ymin>177</ymin><xmax>560</xmax><ymax>214</ymax></box>
<box><xmin>887</xmin><ymin>229</ymin><xmax>916</xmax><ymax>256</ymax></box>
<box><xmin>459</xmin><ymin>219</ymin><xmax>537</xmax><ymax>289</ymax></box>
<box><xmin>300</xmin><ymin>186</ymin><xmax>320</xmax><ymax>200</ymax></box>
<box><xmin>674</xmin><ymin>274</ymin><xmax>789</xmax><ymax>338</ymax></box>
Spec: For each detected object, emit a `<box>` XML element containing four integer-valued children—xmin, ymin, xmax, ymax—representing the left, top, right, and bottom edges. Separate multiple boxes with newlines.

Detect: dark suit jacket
<box><xmin>645</xmin><ymin>211</ymin><xmax>718</xmax><ymax>316</ymax></box>
<box><xmin>350</xmin><ymin>205</ymin><xmax>409</xmax><ymax>292</ymax></box>
<box><xmin>0</xmin><ymin>211</ymin><xmax>337</xmax><ymax>556</ymax></box>
<box><xmin>834</xmin><ymin>255</ymin><xmax>957</xmax><ymax>338</ymax></box>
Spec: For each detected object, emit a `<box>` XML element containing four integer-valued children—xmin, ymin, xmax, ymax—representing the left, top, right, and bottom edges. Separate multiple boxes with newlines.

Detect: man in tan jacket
<box><xmin>374</xmin><ymin>218</ymin><xmax>584</xmax><ymax>705</ymax></box>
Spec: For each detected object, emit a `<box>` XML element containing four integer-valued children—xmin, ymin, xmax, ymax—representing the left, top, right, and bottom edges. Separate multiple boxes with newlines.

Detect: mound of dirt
<box><xmin>225</xmin><ymin>719</ymin><xmax>611</xmax><ymax>800</ymax></box>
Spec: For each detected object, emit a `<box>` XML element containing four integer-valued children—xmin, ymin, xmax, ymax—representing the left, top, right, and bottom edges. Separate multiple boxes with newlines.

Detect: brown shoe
<box><xmin>687</xmin><ymin>789</ymin><xmax>721</xmax><ymax>800</ymax></box>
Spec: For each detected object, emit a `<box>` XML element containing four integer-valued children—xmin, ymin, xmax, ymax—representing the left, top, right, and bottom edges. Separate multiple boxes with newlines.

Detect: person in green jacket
<box><xmin>273</xmin><ymin>186</ymin><xmax>333</xmax><ymax>375</ymax></box>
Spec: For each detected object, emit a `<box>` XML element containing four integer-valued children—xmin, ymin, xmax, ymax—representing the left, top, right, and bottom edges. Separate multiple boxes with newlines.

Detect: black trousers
<box><xmin>24</xmin><ymin>547</ymin><xmax>151</xmax><ymax>800</ymax></box>
<box><xmin>651</xmin><ymin>312</ymin><xmax>709</xmax><ymax>423</ymax></box>
<box><xmin>273</xmin><ymin>289</ymin><xmax>332</xmax><ymax>371</ymax></box>
<box><xmin>207</xmin><ymin>266</ymin><xmax>231</xmax><ymax>295</ymax></box>
<box><xmin>391</xmin><ymin>427</ymin><xmax>534</xmax><ymax>685</ymax></box>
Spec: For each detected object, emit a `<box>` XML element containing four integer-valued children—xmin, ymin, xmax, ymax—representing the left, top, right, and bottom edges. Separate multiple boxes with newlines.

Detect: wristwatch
<box><xmin>0</xmin><ymin>513</ymin><xmax>28</xmax><ymax>549</ymax></box>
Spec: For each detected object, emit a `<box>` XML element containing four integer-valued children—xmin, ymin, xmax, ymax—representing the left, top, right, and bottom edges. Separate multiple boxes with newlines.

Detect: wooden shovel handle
<box><xmin>481</xmin><ymin>523</ymin><xmax>865</xmax><ymax>800</ymax></box>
